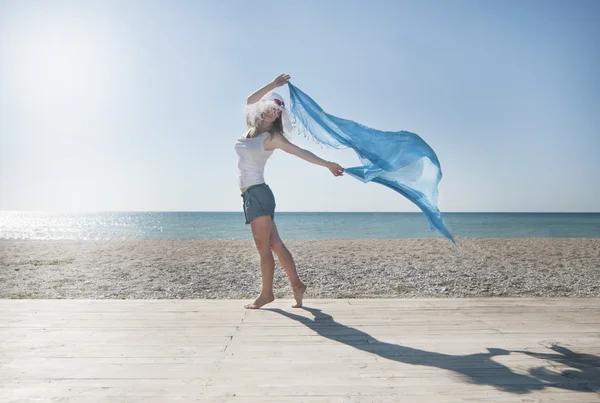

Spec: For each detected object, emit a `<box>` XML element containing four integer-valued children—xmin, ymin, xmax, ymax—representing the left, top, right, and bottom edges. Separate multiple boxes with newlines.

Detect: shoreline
<box><xmin>1</xmin><ymin>238</ymin><xmax>599</xmax><ymax>299</ymax></box>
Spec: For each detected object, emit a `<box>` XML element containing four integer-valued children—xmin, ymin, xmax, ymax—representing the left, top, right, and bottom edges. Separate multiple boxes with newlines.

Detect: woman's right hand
<box><xmin>272</xmin><ymin>74</ymin><xmax>291</xmax><ymax>87</ymax></box>
<box><xmin>327</xmin><ymin>162</ymin><xmax>344</xmax><ymax>177</ymax></box>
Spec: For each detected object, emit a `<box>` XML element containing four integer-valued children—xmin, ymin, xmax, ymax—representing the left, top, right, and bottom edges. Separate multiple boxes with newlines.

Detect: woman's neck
<box><xmin>247</xmin><ymin>123</ymin><xmax>272</xmax><ymax>138</ymax></box>
<box><xmin>257</xmin><ymin>122</ymin><xmax>272</xmax><ymax>133</ymax></box>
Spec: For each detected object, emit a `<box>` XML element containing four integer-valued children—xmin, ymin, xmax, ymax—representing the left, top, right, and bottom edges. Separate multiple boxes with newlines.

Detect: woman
<box><xmin>235</xmin><ymin>74</ymin><xmax>344</xmax><ymax>309</ymax></box>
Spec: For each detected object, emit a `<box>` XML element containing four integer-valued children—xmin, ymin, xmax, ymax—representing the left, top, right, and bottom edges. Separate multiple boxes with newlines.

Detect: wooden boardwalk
<box><xmin>1</xmin><ymin>298</ymin><xmax>599</xmax><ymax>402</ymax></box>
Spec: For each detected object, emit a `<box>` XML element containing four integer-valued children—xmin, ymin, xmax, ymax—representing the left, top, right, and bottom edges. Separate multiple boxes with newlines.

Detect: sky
<box><xmin>0</xmin><ymin>0</ymin><xmax>598</xmax><ymax>213</ymax></box>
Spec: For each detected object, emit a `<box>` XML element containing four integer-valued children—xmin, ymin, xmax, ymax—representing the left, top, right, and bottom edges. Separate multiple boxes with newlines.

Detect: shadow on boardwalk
<box><xmin>267</xmin><ymin>306</ymin><xmax>599</xmax><ymax>395</ymax></box>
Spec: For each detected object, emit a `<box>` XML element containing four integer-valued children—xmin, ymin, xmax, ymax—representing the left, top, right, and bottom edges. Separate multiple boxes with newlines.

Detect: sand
<box><xmin>1</xmin><ymin>238</ymin><xmax>599</xmax><ymax>299</ymax></box>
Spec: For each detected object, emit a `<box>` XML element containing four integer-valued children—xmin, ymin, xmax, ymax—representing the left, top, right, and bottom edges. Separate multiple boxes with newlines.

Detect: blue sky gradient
<box><xmin>1</xmin><ymin>0</ymin><xmax>598</xmax><ymax>212</ymax></box>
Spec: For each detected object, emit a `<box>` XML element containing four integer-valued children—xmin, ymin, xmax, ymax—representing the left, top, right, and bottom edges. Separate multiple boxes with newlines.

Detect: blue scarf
<box><xmin>287</xmin><ymin>83</ymin><xmax>455</xmax><ymax>243</ymax></box>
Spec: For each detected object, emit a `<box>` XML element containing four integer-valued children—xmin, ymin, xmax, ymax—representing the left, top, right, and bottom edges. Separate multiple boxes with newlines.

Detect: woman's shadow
<box><xmin>265</xmin><ymin>306</ymin><xmax>598</xmax><ymax>395</ymax></box>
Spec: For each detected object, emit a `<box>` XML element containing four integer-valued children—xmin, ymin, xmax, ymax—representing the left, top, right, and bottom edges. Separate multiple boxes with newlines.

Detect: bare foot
<box><xmin>244</xmin><ymin>293</ymin><xmax>275</xmax><ymax>309</ymax></box>
<box><xmin>292</xmin><ymin>283</ymin><xmax>307</xmax><ymax>308</ymax></box>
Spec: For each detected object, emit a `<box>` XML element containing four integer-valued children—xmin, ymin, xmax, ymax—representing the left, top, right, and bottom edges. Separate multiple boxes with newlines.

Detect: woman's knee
<box><xmin>270</xmin><ymin>237</ymin><xmax>285</xmax><ymax>252</ymax></box>
<box><xmin>254</xmin><ymin>238</ymin><xmax>271</xmax><ymax>253</ymax></box>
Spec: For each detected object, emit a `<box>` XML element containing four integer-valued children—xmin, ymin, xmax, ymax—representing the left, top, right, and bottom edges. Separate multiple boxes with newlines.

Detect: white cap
<box><xmin>263</xmin><ymin>92</ymin><xmax>285</xmax><ymax>108</ymax></box>
<box><xmin>245</xmin><ymin>91</ymin><xmax>290</xmax><ymax>131</ymax></box>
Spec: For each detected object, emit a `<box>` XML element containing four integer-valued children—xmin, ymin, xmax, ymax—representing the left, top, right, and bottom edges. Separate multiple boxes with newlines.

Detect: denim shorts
<box><xmin>241</xmin><ymin>183</ymin><xmax>276</xmax><ymax>224</ymax></box>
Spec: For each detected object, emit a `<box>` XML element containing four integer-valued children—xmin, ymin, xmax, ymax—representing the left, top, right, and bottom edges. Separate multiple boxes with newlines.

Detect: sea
<box><xmin>0</xmin><ymin>211</ymin><xmax>599</xmax><ymax>240</ymax></box>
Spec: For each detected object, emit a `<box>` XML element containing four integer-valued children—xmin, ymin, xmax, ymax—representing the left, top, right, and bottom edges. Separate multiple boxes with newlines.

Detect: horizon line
<box><xmin>1</xmin><ymin>210</ymin><xmax>599</xmax><ymax>214</ymax></box>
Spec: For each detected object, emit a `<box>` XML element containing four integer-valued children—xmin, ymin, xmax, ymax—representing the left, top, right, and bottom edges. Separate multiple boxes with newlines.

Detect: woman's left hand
<box><xmin>327</xmin><ymin>162</ymin><xmax>344</xmax><ymax>177</ymax></box>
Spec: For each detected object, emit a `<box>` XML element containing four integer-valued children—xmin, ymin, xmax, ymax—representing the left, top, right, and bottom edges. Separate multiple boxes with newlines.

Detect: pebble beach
<box><xmin>1</xmin><ymin>238</ymin><xmax>599</xmax><ymax>300</ymax></box>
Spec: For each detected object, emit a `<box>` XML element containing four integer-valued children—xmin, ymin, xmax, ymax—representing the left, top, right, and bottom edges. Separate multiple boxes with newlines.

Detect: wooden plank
<box><xmin>0</xmin><ymin>360</ymin><xmax>215</xmax><ymax>380</ymax></box>
<box><xmin>1</xmin><ymin>379</ymin><xmax>593</xmax><ymax>402</ymax></box>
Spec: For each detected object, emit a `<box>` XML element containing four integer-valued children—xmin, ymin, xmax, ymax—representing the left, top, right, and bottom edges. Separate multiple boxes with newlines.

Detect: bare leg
<box><xmin>270</xmin><ymin>222</ymin><xmax>306</xmax><ymax>308</ymax></box>
<box><xmin>245</xmin><ymin>215</ymin><xmax>276</xmax><ymax>309</ymax></box>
